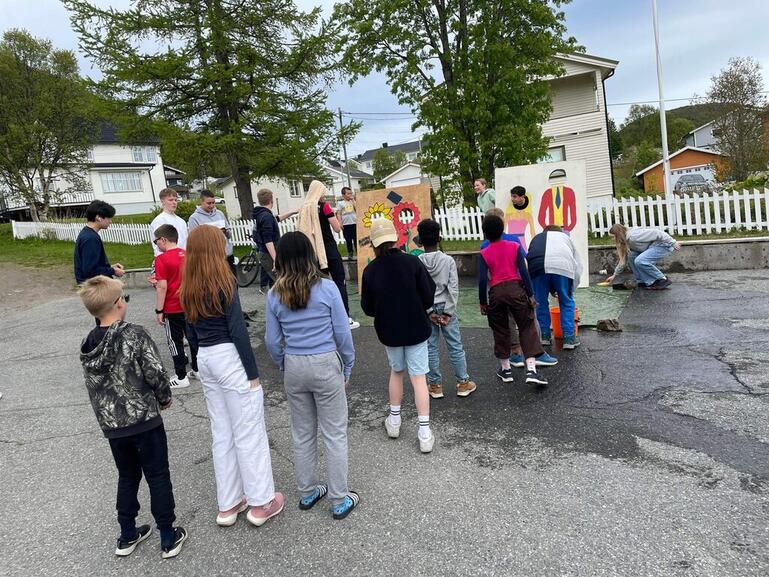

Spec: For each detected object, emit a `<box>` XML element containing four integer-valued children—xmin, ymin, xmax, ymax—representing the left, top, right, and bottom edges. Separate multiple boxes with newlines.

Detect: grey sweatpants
<box><xmin>284</xmin><ymin>351</ymin><xmax>349</xmax><ymax>505</ymax></box>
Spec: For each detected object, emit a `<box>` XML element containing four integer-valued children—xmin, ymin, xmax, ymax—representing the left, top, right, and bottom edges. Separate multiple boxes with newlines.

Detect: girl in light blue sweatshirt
<box><xmin>264</xmin><ymin>231</ymin><xmax>359</xmax><ymax>520</ymax></box>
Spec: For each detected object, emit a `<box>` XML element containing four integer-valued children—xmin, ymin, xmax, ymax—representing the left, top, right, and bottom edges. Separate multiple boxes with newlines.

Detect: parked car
<box><xmin>674</xmin><ymin>174</ymin><xmax>714</xmax><ymax>194</ymax></box>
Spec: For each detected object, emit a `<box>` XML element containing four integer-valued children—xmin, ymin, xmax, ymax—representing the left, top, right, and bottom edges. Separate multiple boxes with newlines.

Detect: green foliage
<box><xmin>706</xmin><ymin>57</ymin><xmax>768</xmax><ymax>181</ymax></box>
<box><xmin>372</xmin><ymin>149</ymin><xmax>407</xmax><ymax>181</ymax></box>
<box><xmin>64</xmin><ymin>0</ymin><xmax>347</xmax><ymax>216</ymax></box>
<box><xmin>607</xmin><ymin>117</ymin><xmax>623</xmax><ymax>161</ymax></box>
<box><xmin>0</xmin><ymin>29</ymin><xmax>99</xmax><ymax>222</ymax></box>
<box><xmin>619</xmin><ymin>104</ymin><xmax>694</xmax><ymax>152</ymax></box>
<box><xmin>722</xmin><ymin>171</ymin><xmax>769</xmax><ymax>191</ymax></box>
<box><xmin>334</xmin><ymin>0</ymin><xmax>576</xmax><ymax>206</ymax></box>
<box><xmin>632</xmin><ymin>141</ymin><xmax>661</xmax><ymax>177</ymax></box>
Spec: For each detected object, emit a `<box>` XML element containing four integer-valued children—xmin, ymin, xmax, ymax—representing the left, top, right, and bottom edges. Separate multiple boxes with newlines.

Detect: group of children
<box><xmin>75</xmin><ymin>183</ymin><xmax>583</xmax><ymax>560</ymax></box>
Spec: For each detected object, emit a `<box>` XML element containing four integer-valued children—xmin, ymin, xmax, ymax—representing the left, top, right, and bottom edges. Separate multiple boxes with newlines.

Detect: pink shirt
<box><xmin>480</xmin><ymin>240</ymin><xmax>523</xmax><ymax>287</ymax></box>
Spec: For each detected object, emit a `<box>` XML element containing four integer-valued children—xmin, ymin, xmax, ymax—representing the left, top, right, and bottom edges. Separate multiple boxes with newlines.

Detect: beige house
<box><xmin>541</xmin><ymin>52</ymin><xmax>618</xmax><ymax>201</ymax></box>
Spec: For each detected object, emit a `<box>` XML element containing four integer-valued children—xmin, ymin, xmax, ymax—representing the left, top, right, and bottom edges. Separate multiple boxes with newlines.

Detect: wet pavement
<box><xmin>1</xmin><ymin>270</ymin><xmax>768</xmax><ymax>576</ymax></box>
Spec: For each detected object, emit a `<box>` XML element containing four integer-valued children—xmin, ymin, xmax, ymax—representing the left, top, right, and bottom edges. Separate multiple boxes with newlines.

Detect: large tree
<box><xmin>706</xmin><ymin>56</ymin><xmax>767</xmax><ymax>181</ymax></box>
<box><xmin>372</xmin><ymin>148</ymin><xmax>407</xmax><ymax>181</ymax></box>
<box><xmin>64</xmin><ymin>0</ymin><xmax>343</xmax><ymax>216</ymax></box>
<box><xmin>335</xmin><ymin>0</ymin><xmax>575</xmax><ymax>205</ymax></box>
<box><xmin>620</xmin><ymin>104</ymin><xmax>694</xmax><ymax>152</ymax></box>
<box><xmin>0</xmin><ymin>30</ymin><xmax>97</xmax><ymax>221</ymax></box>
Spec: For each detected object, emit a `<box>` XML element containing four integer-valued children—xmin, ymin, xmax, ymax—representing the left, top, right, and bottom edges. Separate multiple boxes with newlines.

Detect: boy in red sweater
<box><xmin>154</xmin><ymin>224</ymin><xmax>197</xmax><ymax>389</ymax></box>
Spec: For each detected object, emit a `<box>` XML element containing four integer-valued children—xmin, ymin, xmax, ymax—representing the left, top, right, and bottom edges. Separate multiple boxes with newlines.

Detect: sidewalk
<box><xmin>1</xmin><ymin>270</ymin><xmax>768</xmax><ymax>576</ymax></box>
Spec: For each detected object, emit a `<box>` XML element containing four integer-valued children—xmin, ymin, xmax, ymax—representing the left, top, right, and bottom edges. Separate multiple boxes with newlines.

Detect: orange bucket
<box><xmin>549</xmin><ymin>306</ymin><xmax>580</xmax><ymax>339</ymax></box>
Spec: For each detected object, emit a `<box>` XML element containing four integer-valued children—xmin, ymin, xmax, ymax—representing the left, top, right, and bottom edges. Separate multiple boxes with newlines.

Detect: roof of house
<box><xmin>556</xmin><ymin>52</ymin><xmax>619</xmax><ymax>69</ymax></box>
<box><xmin>98</xmin><ymin>122</ymin><xmax>160</xmax><ymax>145</ymax></box>
<box><xmin>164</xmin><ymin>164</ymin><xmax>186</xmax><ymax>175</ymax></box>
<box><xmin>634</xmin><ymin>146</ymin><xmax>727</xmax><ymax>177</ymax></box>
<box><xmin>211</xmin><ymin>176</ymin><xmax>233</xmax><ymax>188</ymax></box>
<box><xmin>356</xmin><ymin>140</ymin><xmax>423</xmax><ymax>162</ymax></box>
<box><xmin>380</xmin><ymin>162</ymin><xmax>422</xmax><ymax>183</ymax></box>
<box><xmin>325</xmin><ymin>160</ymin><xmax>374</xmax><ymax>179</ymax></box>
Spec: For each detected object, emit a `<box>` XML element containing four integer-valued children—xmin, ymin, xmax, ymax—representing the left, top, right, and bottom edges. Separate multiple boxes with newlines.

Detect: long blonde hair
<box><xmin>179</xmin><ymin>225</ymin><xmax>235</xmax><ymax>323</ymax></box>
<box><xmin>297</xmin><ymin>180</ymin><xmax>329</xmax><ymax>268</ymax></box>
<box><xmin>273</xmin><ymin>231</ymin><xmax>322</xmax><ymax>310</ymax></box>
<box><xmin>610</xmin><ymin>223</ymin><xmax>629</xmax><ymax>266</ymax></box>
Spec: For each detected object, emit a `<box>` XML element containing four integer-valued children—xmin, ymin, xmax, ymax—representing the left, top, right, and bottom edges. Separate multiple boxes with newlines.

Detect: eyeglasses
<box><xmin>153</xmin><ymin>238</ymin><xmax>165</xmax><ymax>245</ymax></box>
<box><xmin>114</xmin><ymin>294</ymin><xmax>130</xmax><ymax>305</ymax></box>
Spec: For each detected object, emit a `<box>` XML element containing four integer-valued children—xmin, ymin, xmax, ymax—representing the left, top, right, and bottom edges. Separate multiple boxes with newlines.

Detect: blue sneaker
<box><xmin>535</xmin><ymin>352</ymin><xmax>558</xmax><ymax>366</ymax></box>
<box><xmin>332</xmin><ymin>491</ymin><xmax>360</xmax><ymax>520</ymax></box>
<box><xmin>540</xmin><ymin>330</ymin><xmax>552</xmax><ymax>346</ymax></box>
<box><xmin>563</xmin><ymin>335</ymin><xmax>581</xmax><ymax>349</ymax></box>
<box><xmin>509</xmin><ymin>354</ymin><xmax>525</xmax><ymax>368</ymax></box>
<box><xmin>299</xmin><ymin>484</ymin><xmax>328</xmax><ymax>510</ymax></box>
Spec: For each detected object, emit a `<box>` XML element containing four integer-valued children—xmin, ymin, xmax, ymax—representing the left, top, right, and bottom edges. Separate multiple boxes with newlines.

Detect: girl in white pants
<box><xmin>180</xmin><ymin>225</ymin><xmax>283</xmax><ymax>527</ymax></box>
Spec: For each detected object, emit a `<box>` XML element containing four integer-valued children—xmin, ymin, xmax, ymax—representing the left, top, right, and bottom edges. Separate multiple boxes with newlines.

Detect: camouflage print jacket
<box><xmin>80</xmin><ymin>321</ymin><xmax>172</xmax><ymax>439</ymax></box>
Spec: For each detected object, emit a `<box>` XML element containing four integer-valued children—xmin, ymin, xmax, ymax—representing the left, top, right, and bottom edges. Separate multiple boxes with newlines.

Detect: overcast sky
<box><xmin>2</xmin><ymin>0</ymin><xmax>768</xmax><ymax>157</ymax></box>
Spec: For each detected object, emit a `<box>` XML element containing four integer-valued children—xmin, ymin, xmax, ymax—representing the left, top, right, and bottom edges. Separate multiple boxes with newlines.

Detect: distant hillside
<box><xmin>618</xmin><ymin>102</ymin><xmax>731</xmax><ymax>150</ymax></box>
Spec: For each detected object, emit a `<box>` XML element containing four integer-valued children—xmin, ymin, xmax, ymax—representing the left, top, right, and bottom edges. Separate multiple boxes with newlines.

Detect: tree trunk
<box><xmin>228</xmin><ymin>153</ymin><xmax>253</xmax><ymax>219</ymax></box>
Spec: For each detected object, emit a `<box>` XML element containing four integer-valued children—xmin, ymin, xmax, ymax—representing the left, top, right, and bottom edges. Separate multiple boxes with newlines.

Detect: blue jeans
<box><xmin>385</xmin><ymin>340</ymin><xmax>429</xmax><ymax>376</ymax></box>
<box><xmin>533</xmin><ymin>274</ymin><xmax>576</xmax><ymax>337</ymax></box>
<box><xmin>427</xmin><ymin>311</ymin><xmax>470</xmax><ymax>385</ymax></box>
<box><xmin>628</xmin><ymin>245</ymin><xmax>673</xmax><ymax>285</ymax></box>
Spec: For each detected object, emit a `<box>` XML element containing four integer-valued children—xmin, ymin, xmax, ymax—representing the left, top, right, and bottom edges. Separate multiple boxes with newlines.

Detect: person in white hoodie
<box><xmin>187</xmin><ymin>190</ymin><xmax>234</xmax><ymax>267</ymax></box>
<box><xmin>417</xmin><ymin>219</ymin><xmax>476</xmax><ymax>399</ymax></box>
<box><xmin>526</xmin><ymin>225</ymin><xmax>582</xmax><ymax>349</ymax></box>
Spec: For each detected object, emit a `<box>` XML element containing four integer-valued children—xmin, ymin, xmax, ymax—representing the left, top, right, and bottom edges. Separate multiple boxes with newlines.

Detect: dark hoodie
<box><xmin>251</xmin><ymin>205</ymin><xmax>280</xmax><ymax>252</ymax></box>
<box><xmin>80</xmin><ymin>321</ymin><xmax>172</xmax><ymax>439</ymax></box>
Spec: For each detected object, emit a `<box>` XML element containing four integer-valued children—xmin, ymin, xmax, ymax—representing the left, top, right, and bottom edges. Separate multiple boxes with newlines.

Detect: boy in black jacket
<box><xmin>360</xmin><ymin>218</ymin><xmax>437</xmax><ymax>453</ymax></box>
<box><xmin>251</xmin><ymin>188</ymin><xmax>298</xmax><ymax>292</ymax></box>
<box><xmin>78</xmin><ymin>276</ymin><xmax>187</xmax><ymax>559</ymax></box>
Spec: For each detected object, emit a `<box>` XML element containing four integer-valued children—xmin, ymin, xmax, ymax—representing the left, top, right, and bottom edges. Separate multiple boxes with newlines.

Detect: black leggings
<box><xmin>323</xmin><ymin>256</ymin><xmax>350</xmax><ymax>315</ymax></box>
<box><xmin>342</xmin><ymin>224</ymin><xmax>357</xmax><ymax>256</ymax></box>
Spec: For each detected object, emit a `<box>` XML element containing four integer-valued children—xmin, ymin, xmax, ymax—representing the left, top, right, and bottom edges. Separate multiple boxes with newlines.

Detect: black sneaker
<box><xmin>650</xmin><ymin>278</ymin><xmax>672</xmax><ymax>290</ymax></box>
<box><xmin>161</xmin><ymin>527</ymin><xmax>188</xmax><ymax>559</ymax></box>
<box><xmin>496</xmin><ymin>368</ymin><xmax>514</xmax><ymax>383</ymax></box>
<box><xmin>525</xmin><ymin>370</ymin><xmax>548</xmax><ymax>386</ymax></box>
<box><xmin>115</xmin><ymin>524</ymin><xmax>152</xmax><ymax>557</ymax></box>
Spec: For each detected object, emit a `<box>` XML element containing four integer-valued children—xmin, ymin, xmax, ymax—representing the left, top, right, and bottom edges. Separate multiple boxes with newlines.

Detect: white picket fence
<box><xmin>586</xmin><ymin>188</ymin><xmax>769</xmax><ymax>237</ymax></box>
<box><xmin>11</xmin><ymin>189</ymin><xmax>769</xmax><ymax>245</ymax></box>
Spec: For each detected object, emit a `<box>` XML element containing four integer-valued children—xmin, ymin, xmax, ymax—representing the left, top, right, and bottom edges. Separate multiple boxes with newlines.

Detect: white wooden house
<box><xmin>214</xmin><ymin>176</ymin><xmax>306</xmax><ymax>219</ymax></box>
<box><xmin>381</xmin><ymin>163</ymin><xmax>429</xmax><ymax>189</ymax></box>
<box><xmin>0</xmin><ymin>123</ymin><xmax>167</xmax><ymax>218</ymax></box>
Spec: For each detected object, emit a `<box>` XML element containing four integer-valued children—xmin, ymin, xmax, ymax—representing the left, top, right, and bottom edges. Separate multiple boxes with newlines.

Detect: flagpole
<box><xmin>652</xmin><ymin>0</ymin><xmax>674</xmax><ymax>210</ymax></box>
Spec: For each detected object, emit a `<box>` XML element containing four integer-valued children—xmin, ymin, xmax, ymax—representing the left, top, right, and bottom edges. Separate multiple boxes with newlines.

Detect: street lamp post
<box><xmin>652</xmin><ymin>0</ymin><xmax>675</xmax><ymax>223</ymax></box>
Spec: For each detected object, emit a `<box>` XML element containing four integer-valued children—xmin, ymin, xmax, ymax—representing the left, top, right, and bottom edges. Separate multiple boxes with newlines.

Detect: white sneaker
<box><xmin>348</xmin><ymin>318</ymin><xmax>360</xmax><ymax>330</ymax></box>
<box><xmin>384</xmin><ymin>416</ymin><xmax>401</xmax><ymax>439</ymax></box>
<box><xmin>170</xmin><ymin>376</ymin><xmax>190</xmax><ymax>389</ymax></box>
<box><xmin>187</xmin><ymin>370</ymin><xmax>199</xmax><ymax>380</ymax></box>
<box><xmin>419</xmin><ymin>432</ymin><xmax>435</xmax><ymax>453</ymax></box>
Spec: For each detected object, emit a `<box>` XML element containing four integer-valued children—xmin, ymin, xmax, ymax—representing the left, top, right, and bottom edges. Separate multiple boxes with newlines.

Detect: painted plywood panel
<box><xmin>495</xmin><ymin>160</ymin><xmax>589</xmax><ymax>287</ymax></box>
<box><xmin>356</xmin><ymin>184</ymin><xmax>432</xmax><ymax>282</ymax></box>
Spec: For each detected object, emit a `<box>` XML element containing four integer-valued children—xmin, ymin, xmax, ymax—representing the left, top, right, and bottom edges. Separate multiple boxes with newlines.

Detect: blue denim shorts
<box><xmin>384</xmin><ymin>341</ymin><xmax>429</xmax><ymax>375</ymax></box>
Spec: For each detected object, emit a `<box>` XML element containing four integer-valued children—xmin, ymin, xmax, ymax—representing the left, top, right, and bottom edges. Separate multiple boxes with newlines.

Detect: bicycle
<box><xmin>236</xmin><ymin>234</ymin><xmax>262</xmax><ymax>288</ymax></box>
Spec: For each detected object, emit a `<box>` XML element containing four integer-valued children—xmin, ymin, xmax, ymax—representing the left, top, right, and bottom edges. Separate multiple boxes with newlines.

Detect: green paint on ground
<box><xmin>347</xmin><ymin>283</ymin><xmax>630</xmax><ymax>328</ymax></box>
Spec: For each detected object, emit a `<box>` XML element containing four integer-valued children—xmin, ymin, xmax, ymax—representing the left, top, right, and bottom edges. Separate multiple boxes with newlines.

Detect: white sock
<box><xmin>389</xmin><ymin>405</ymin><xmax>401</xmax><ymax>425</ymax></box>
<box><xmin>500</xmin><ymin>358</ymin><xmax>511</xmax><ymax>370</ymax></box>
<box><xmin>418</xmin><ymin>415</ymin><xmax>431</xmax><ymax>439</ymax></box>
<box><xmin>526</xmin><ymin>358</ymin><xmax>536</xmax><ymax>372</ymax></box>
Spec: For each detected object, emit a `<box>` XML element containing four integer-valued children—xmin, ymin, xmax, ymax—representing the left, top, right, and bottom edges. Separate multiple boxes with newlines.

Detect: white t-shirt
<box><xmin>150</xmin><ymin>211</ymin><xmax>188</xmax><ymax>257</ymax></box>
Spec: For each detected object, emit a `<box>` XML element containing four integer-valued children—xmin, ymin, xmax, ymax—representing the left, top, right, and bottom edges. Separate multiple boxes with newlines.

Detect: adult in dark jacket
<box><xmin>360</xmin><ymin>218</ymin><xmax>437</xmax><ymax>454</ymax></box>
<box><xmin>74</xmin><ymin>200</ymin><xmax>125</xmax><ymax>284</ymax></box>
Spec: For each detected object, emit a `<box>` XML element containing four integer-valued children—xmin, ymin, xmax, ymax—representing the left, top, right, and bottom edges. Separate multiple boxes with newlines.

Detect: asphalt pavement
<box><xmin>1</xmin><ymin>270</ymin><xmax>768</xmax><ymax>576</ymax></box>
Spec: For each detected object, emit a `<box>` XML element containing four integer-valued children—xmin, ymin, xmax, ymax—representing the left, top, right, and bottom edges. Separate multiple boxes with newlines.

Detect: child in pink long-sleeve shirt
<box><xmin>478</xmin><ymin>214</ymin><xmax>547</xmax><ymax>386</ymax></box>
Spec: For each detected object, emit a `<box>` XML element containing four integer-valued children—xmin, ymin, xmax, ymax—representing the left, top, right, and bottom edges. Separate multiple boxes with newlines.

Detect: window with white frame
<box><xmin>132</xmin><ymin>147</ymin><xmax>144</xmax><ymax>162</ymax></box>
<box><xmin>289</xmin><ymin>180</ymin><xmax>302</xmax><ymax>197</ymax></box>
<box><xmin>146</xmin><ymin>147</ymin><xmax>157</xmax><ymax>163</ymax></box>
<box><xmin>540</xmin><ymin>146</ymin><xmax>566</xmax><ymax>163</ymax></box>
<box><xmin>100</xmin><ymin>171</ymin><xmax>143</xmax><ymax>193</ymax></box>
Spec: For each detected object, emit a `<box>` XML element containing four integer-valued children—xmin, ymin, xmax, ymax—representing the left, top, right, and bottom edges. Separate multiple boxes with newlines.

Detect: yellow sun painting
<box><xmin>362</xmin><ymin>202</ymin><xmax>392</xmax><ymax>228</ymax></box>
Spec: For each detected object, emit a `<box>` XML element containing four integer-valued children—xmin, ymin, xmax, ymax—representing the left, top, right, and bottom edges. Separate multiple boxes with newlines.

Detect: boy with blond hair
<box><xmin>79</xmin><ymin>276</ymin><xmax>187</xmax><ymax>559</ymax></box>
